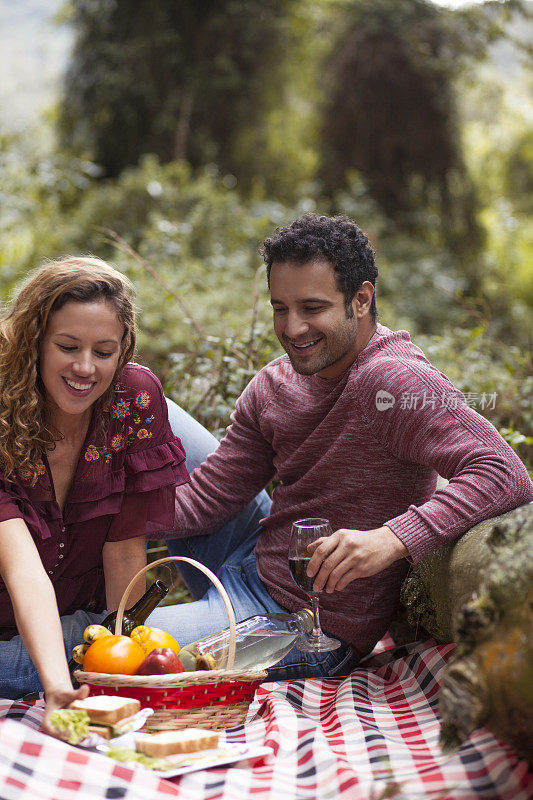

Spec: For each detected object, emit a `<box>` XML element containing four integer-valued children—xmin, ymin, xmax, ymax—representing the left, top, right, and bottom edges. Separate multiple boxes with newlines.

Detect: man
<box><xmin>154</xmin><ymin>214</ymin><xmax>532</xmax><ymax>679</ymax></box>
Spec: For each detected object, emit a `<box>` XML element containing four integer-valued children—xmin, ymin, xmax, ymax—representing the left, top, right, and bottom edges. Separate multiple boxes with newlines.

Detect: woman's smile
<box><xmin>62</xmin><ymin>376</ymin><xmax>97</xmax><ymax>395</ymax></box>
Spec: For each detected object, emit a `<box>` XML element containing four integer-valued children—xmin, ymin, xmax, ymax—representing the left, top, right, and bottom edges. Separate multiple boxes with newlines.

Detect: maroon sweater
<box><xmin>174</xmin><ymin>325</ymin><xmax>532</xmax><ymax>655</ymax></box>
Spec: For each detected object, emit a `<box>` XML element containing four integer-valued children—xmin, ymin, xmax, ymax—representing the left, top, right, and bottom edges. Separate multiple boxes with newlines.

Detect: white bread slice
<box><xmin>69</xmin><ymin>695</ymin><xmax>140</xmax><ymax>725</ymax></box>
<box><xmin>88</xmin><ymin>724</ymin><xmax>112</xmax><ymax>740</ymax></box>
<box><xmin>135</xmin><ymin>729</ymin><xmax>219</xmax><ymax>756</ymax></box>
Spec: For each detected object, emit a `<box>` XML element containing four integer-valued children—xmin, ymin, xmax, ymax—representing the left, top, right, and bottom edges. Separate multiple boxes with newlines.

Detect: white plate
<box><xmin>95</xmin><ymin>732</ymin><xmax>273</xmax><ymax>778</ymax></box>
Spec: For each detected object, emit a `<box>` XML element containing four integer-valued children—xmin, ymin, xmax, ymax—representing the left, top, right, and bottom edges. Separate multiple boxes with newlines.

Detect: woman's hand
<box><xmin>41</xmin><ymin>683</ymin><xmax>90</xmax><ymax>739</ymax></box>
<box><xmin>0</xmin><ymin>518</ymin><xmax>91</xmax><ymax>738</ymax></box>
<box><xmin>306</xmin><ymin>525</ymin><xmax>409</xmax><ymax>593</ymax></box>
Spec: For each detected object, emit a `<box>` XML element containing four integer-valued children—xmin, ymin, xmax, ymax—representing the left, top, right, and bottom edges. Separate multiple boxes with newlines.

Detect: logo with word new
<box><xmin>375</xmin><ymin>390</ymin><xmax>396</xmax><ymax>411</ymax></box>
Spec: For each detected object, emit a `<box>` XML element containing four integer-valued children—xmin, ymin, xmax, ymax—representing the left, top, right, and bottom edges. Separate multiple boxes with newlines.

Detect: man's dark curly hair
<box><xmin>261</xmin><ymin>213</ymin><xmax>377</xmax><ymax>321</ymax></box>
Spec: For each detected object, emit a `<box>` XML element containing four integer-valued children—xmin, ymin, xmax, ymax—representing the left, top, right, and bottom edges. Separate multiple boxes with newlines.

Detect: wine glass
<box><xmin>288</xmin><ymin>518</ymin><xmax>341</xmax><ymax>653</ymax></box>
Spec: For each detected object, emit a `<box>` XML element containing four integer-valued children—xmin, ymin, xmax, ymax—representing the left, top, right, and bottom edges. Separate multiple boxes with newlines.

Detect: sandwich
<box><xmin>69</xmin><ymin>695</ymin><xmax>141</xmax><ymax>739</ymax></box>
<box><xmin>135</xmin><ymin>728</ymin><xmax>219</xmax><ymax>756</ymax></box>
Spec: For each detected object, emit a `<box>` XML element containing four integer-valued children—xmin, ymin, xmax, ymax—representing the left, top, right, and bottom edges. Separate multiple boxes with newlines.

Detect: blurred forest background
<box><xmin>1</xmin><ymin>0</ymin><xmax>532</xmax><ymax>471</ymax></box>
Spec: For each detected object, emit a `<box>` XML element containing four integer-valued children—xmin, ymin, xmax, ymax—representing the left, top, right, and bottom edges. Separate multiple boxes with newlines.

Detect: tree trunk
<box><xmin>399</xmin><ymin>503</ymin><xmax>533</xmax><ymax>763</ymax></box>
<box><xmin>174</xmin><ymin>87</ymin><xmax>195</xmax><ymax>163</ymax></box>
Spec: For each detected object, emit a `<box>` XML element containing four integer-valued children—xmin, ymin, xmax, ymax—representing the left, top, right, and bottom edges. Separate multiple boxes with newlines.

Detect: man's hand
<box><xmin>306</xmin><ymin>526</ymin><xmax>409</xmax><ymax>593</ymax></box>
<box><xmin>41</xmin><ymin>683</ymin><xmax>90</xmax><ymax>739</ymax></box>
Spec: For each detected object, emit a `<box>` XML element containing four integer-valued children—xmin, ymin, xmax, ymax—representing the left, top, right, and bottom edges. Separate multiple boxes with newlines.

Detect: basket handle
<box><xmin>114</xmin><ymin>556</ymin><xmax>236</xmax><ymax>670</ymax></box>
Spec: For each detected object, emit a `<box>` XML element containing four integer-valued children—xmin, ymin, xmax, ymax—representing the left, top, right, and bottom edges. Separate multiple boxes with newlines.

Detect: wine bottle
<box><xmin>102</xmin><ymin>579</ymin><xmax>169</xmax><ymax>635</ymax></box>
<box><xmin>69</xmin><ymin>579</ymin><xmax>169</xmax><ymax>680</ymax></box>
<box><xmin>181</xmin><ymin>608</ymin><xmax>314</xmax><ymax>671</ymax></box>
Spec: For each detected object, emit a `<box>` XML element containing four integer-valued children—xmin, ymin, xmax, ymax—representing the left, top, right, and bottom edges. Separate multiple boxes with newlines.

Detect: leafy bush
<box><xmin>165</xmin><ymin>322</ymin><xmax>281</xmax><ymax>439</ymax></box>
<box><xmin>414</xmin><ymin>326</ymin><xmax>532</xmax><ymax>470</ymax></box>
<box><xmin>1</xmin><ymin>132</ymin><xmax>530</xmax><ymax>471</ymax></box>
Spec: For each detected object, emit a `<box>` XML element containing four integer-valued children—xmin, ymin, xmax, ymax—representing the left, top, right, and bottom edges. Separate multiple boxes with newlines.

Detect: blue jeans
<box><xmin>0</xmin><ymin>609</ymin><xmax>106</xmax><ymax>699</ymax></box>
<box><xmin>154</xmin><ymin>400</ymin><xmax>359</xmax><ymax>681</ymax></box>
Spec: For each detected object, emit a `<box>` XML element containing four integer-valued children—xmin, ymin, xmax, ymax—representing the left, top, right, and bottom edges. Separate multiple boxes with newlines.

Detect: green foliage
<box><xmin>318</xmin><ymin>0</ymin><xmax>530</xmax><ymax>283</ymax></box>
<box><xmin>1</xmin><ymin>1</ymin><xmax>531</xmax><ymax>471</ymax></box>
<box><xmin>504</xmin><ymin>129</ymin><xmax>533</xmax><ymax>211</ymax></box>
<box><xmin>0</xmin><ymin>138</ymin><xmax>299</xmax><ymax>366</ymax></box>
<box><xmin>318</xmin><ymin>0</ymin><xmax>483</xmax><ymax>260</ymax></box>
<box><xmin>0</xmin><ymin>132</ymin><xmax>488</xmax><ymax>356</ymax></box>
<box><xmin>414</xmin><ymin>326</ymin><xmax>532</xmax><ymax>470</ymax></box>
<box><xmin>0</xmin><ymin>127</ymin><xmax>104</xmax><ymax>278</ymax></box>
<box><xmin>320</xmin><ymin>1</ymin><xmax>456</xmax><ymax>202</ymax></box>
<box><xmin>0</xmin><ymin>146</ymin><xmax>249</xmax><ymax>306</ymax></box>
<box><xmin>458</xmin><ymin>26</ymin><xmax>533</xmax><ymax>315</ymax></box>
<box><xmin>59</xmin><ymin>0</ymin><xmax>298</xmax><ymax>190</ymax></box>
<box><xmin>165</xmin><ymin>323</ymin><xmax>281</xmax><ymax>440</ymax></box>
<box><xmin>1</xmin><ymin>135</ymin><xmax>530</xmax><ymax>458</ymax></box>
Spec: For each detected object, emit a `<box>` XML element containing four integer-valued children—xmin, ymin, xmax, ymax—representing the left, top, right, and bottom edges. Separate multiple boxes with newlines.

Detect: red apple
<box><xmin>135</xmin><ymin>647</ymin><xmax>185</xmax><ymax>675</ymax></box>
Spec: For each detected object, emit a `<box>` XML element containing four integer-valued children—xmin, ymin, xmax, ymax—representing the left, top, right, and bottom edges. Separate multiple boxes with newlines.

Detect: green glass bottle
<box><xmin>102</xmin><ymin>579</ymin><xmax>169</xmax><ymax>635</ymax></box>
<box><xmin>69</xmin><ymin>579</ymin><xmax>168</xmax><ymax>680</ymax></box>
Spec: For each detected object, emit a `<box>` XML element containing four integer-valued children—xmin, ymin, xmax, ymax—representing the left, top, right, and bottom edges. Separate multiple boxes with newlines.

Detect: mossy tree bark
<box><xmin>399</xmin><ymin>503</ymin><xmax>533</xmax><ymax>763</ymax></box>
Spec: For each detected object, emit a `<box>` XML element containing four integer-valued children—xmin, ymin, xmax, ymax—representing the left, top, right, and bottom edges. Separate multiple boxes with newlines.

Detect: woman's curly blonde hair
<box><xmin>0</xmin><ymin>256</ymin><xmax>136</xmax><ymax>484</ymax></box>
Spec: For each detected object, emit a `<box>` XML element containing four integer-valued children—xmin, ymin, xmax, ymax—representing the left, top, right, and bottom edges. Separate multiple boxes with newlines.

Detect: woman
<box><xmin>0</xmin><ymin>257</ymin><xmax>188</xmax><ymax>736</ymax></box>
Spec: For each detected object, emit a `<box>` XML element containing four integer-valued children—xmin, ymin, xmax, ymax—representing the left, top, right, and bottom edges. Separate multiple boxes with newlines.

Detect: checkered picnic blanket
<box><xmin>0</xmin><ymin>640</ymin><xmax>531</xmax><ymax>800</ymax></box>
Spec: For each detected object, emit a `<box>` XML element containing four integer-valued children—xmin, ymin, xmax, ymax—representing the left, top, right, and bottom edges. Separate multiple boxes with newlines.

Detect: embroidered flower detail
<box><xmin>104</xmin><ymin>452</ymin><xmax>113</xmax><ymax>464</ymax></box>
<box><xmin>111</xmin><ymin>399</ymin><xmax>131</xmax><ymax>420</ymax></box>
<box><xmin>133</xmin><ymin>414</ymin><xmax>141</xmax><ymax>426</ymax></box>
<box><xmin>18</xmin><ymin>460</ymin><xmax>47</xmax><ymax>483</ymax></box>
<box><xmin>145</xmin><ymin>414</ymin><xmax>155</xmax><ymax>424</ymax></box>
<box><xmin>134</xmin><ymin>390</ymin><xmax>151</xmax><ymax>410</ymax></box>
<box><xmin>84</xmin><ymin>445</ymin><xmax>100</xmax><ymax>462</ymax></box>
<box><xmin>137</xmin><ymin>428</ymin><xmax>152</xmax><ymax>440</ymax></box>
<box><xmin>17</xmin><ymin>467</ymin><xmax>33</xmax><ymax>483</ymax></box>
<box><xmin>110</xmin><ymin>433</ymin><xmax>126</xmax><ymax>452</ymax></box>
<box><xmin>128</xmin><ymin>426</ymin><xmax>134</xmax><ymax>436</ymax></box>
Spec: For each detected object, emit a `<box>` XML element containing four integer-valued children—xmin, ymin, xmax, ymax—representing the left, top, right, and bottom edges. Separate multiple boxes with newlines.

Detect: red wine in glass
<box><xmin>288</xmin><ymin>518</ymin><xmax>341</xmax><ymax>653</ymax></box>
<box><xmin>289</xmin><ymin>557</ymin><xmax>315</xmax><ymax>594</ymax></box>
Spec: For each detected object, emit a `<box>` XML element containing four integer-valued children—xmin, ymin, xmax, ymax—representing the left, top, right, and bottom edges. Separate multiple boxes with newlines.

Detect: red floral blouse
<box><xmin>0</xmin><ymin>363</ymin><xmax>189</xmax><ymax>640</ymax></box>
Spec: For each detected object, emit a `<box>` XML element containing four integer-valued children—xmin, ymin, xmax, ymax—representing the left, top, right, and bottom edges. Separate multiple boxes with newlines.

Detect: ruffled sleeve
<box><xmin>104</xmin><ymin>365</ymin><xmax>189</xmax><ymax>541</ymax></box>
<box><xmin>0</xmin><ymin>472</ymin><xmax>60</xmax><ymax>542</ymax></box>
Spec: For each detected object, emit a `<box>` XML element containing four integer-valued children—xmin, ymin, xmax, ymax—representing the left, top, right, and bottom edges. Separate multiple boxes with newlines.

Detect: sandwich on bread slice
<box><xmin>69</xmin><ymin>696</ymin><xmax>141</xmax><ymax>739</ymax></box>
<box><xmin>135</xmin><ymin>728</ymin><xmax>219</xmax><ymax>756</ymax></box>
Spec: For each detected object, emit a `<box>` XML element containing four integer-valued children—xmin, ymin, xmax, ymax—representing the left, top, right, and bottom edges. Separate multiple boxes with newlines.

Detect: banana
<box><xmin>83</xmin><ymin>624</ymin><xmax>112</xmax><ymax>645</ymax></box>
<box><xmin>72</xmin><ymin>643</ymin><xmax>89</xmax><ymax>664</ymax></box>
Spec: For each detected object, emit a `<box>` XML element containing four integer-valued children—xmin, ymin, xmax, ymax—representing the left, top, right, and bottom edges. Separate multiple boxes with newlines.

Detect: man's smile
<box><xmin>287</xmin><ymin>337</ymin><xmax>322</xmax><ymax>351</ymax></box>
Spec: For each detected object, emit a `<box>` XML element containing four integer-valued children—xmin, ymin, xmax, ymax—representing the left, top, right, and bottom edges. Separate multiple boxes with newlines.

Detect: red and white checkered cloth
<box><xmin>0</xmin><ymin>640</ymin><xmax>531</xmax><ymax>800</ymax></box>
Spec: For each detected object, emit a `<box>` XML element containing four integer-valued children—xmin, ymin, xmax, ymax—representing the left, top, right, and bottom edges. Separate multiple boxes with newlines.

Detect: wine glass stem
<box><xmin>310</xmin><ymin>595</ymin><xmax>322</xmax><ymax>637</ymax></box>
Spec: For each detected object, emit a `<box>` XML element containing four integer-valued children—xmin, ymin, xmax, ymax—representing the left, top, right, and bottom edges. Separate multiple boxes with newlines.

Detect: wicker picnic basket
<box><xmin>74</xmin><ymin>556</ymin><xmax>267</xmax><ymax>732</ymax></box>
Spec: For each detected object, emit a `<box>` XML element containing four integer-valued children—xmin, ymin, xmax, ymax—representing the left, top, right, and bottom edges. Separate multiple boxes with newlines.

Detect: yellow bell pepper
<box><xmin>130</xmin><ymin>625</ymin><xmax>181</xmax><ymax>656</ymax></box>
